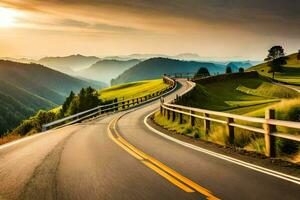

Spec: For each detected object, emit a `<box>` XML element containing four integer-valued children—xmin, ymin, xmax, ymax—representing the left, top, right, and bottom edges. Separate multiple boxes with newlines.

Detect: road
<box><xmin>0</xmin><ymin>80</ymin><xmax>299</xmax><ymax>200</ymax></box>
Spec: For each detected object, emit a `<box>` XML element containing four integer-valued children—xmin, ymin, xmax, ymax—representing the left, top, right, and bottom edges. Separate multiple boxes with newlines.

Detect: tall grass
<box><xmin>154</xmin><ymin>97</ymin><xmax>300</xmax><ymax>162</ymax></box>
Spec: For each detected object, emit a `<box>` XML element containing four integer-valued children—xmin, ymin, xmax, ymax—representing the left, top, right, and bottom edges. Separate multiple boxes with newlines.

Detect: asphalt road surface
<box><xmin>0</xmin><ymin>80</ymin><xmax>299</xmax><ymax>200</ymax></box>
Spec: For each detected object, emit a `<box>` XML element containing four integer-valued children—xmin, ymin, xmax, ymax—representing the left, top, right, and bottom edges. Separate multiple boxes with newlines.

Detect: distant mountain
<box><xmin>103</xmin><ymin>54</ymin><xmax>168</xmax><ymax>61</ymax></box>
<box><xmin>0</xmin><ymin>57</ymin><xmax>37</xmax><ymax>64</ymax></box>
<box><xmin>38</xmin><ymin>54</ymin><xmax>100</xmax><ymax>74</ymax></box>
<box><xmin>0</xmin><ymin>60</ymin><xmax>106</xmax><ymax>135</ymax></box>
<box><xmin>111</xmin><ymin>57</ymin><xmax>225</xmax><ymax>85</ymax></box>
<box><xmin>78</xmin><ymin>59</ymin><xmax>141</xmax><ymax>84</ymax></box>
<box><xmin>173</xmin><ymin>53</ymin><xmax>203</xmax><ymax>61</ymax></box>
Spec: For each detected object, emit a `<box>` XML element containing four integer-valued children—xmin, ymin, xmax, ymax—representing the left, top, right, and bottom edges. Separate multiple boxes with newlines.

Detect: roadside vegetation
<box><xmin>0</xmin><ymin>79</ymin><xmax>169</xmax><ymax>145</ymax></box>
<box><xmin>154</xmin><ymin>58</ymin><xmax>300</xmax><ymax>163</ymax></box>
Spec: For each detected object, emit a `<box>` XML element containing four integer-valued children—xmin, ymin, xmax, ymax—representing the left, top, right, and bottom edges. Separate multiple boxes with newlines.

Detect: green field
<box><xmin>99</xmin><ymin>79</ymin><xmax>169</xmax><ymax>101</ymax></box>
<box><xmin>177</xmin><ymin>73</ymin><xmax>299</xmax><ymax>115</ymax></box>
<box><xmin>247</xmin><ymin>53</ymin><xmax>300</xmax><ymax>85</ymax></box>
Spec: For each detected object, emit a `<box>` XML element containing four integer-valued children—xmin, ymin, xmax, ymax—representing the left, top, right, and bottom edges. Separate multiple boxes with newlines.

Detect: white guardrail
<box><xmin>42</xmin><ymin>76</ymin><xmax>177</xmax><ymax>132</ymax></box>
<box><xmin>160</xmin><ymin>79</ymin><xmax>300</xmax><ymax>158</ymax></box>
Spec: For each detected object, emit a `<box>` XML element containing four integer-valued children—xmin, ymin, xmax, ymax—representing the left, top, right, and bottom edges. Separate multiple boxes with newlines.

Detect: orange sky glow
<box><xmin>0</xmin><ymin>0</ymin><xmax>299</xmax><ymax>60</ymax></box>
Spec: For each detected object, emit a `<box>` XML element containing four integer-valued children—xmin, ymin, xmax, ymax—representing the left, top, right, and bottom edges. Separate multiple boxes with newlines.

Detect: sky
<box><xmin>0</xmin><ymin>0</ymin><xmax>299</xmax><ymax>60</ymax></box>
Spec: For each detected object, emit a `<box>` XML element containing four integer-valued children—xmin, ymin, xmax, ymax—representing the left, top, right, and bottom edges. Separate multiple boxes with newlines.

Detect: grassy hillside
<box><xmin>247</xmin><ymin>53</ymin><xmax>300</xmax><ymax>85</ymax></box>
<box><xmin>0</xmin><ymin>81</ymin><xmax>55</xmax><ymax>135</ymax></box>
<box><xmin>178</xmin><ymin>72</ymin><xmax>299</xmax><ymax>115</ymax></box>
<box><xmin>99</xmin><ymin>79</ymin><xmax>169</xmax><ymax>101</ymax></box>
<box><xmin>0</xmin><ymin>60</ymin><xmax>106</xmax><ymax>135</ymax></box>
<box><xmin>111</xmin><ymin>57</ymin><xmax>226</xmax><ymax>85</ymax></box>
<box><xmin>78</xmin><ymin>59</ymin><xmax>140</xmax><ymax>84</ymax></box>
<box><xmin>1</xmin><ymin>78</ymin><xmax>169</xmax><ymax>145</ymax></box>
<box><xmin>155</xmin><ymin>72</ymin><xmax>300</xmax><ymax>161</ymax></box>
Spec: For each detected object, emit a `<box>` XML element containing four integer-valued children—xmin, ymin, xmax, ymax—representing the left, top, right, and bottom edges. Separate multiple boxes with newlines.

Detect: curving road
<box><xmin>0</xmin><ymin>80</ymin><xmax>299</xmax><ymax>200</ymax></box>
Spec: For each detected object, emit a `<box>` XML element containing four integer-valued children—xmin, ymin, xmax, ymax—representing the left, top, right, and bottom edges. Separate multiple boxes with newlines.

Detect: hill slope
<box><xmin>0</xmin><ymin>60</ymin><xmax>106</xmax><ymax>135</ymax></box>
<box><xmin>38</xmin><ymin>54</ymin><xmax>100</xmax><ymax>74</ymax></box>
<box><xmin>247</xmin><ymin>53</ymin><xmax>300</xmax><ymax>85</ymax></box>
<box><xmin>178</xmin><ymin>72</ymin><xmax>299</xmax><ymax>114</ymax></box>
<box><xmin>111</xmin><ymin>57</ymin><xmax>225</xmax><ymax>85</ymax></box>
<box><xmin>78</xmin><ymin>59</ymin><xmax>140</xmax><ymax>84</ymax></box>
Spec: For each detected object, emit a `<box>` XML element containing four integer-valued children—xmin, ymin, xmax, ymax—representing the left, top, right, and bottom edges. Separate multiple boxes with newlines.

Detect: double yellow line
<box><xmin>107</xmin><ymin>117</ymin><xmax>219</xmax><ymax>200</ymax></box>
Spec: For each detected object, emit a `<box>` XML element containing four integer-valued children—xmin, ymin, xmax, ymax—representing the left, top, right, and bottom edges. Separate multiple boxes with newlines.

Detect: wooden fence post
<box><xmin>227</xmin><ymin>118</ymin><xmax>234</xmax><ymax>145</ymax></box>
<box><xmin>204</xmin><ymin>113</ymin><xmax>210</xmax><ymax>135</ymax></box>
<box><xmin>167</xmin><ymin>109</ymin><xmax>170</xmax><ymax>120</ymax></box>
<box><xmin>264</xmin><ymin>109</ymin><xmax>276</xmax><ymax>157</ymax></box>
<box><xmin>172</xmin><ymin>110</ymin><xmax>176</xmax><ymax>122</ymax></box>
<box><xmin>160</xmin><ymin>105</ymin><xmax>163</xmax><ymax>115</ymax></box>
<box><xmin>190</xmin><ymin>110</ymin><xmax>195</xmax><ymax>126</ymax></box>
<box><xmin>179</xmin><ymin>112</ymin><xmax>183</xmax><ymax>124</ymax></box>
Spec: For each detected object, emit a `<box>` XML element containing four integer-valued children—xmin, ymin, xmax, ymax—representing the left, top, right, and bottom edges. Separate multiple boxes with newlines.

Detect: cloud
<box><xmin>1</xmin><ymin>0</ymin><xmax>300</xmax><ymax>37</ymax></box>
<box><xmin>0</xmin><ymin>0</ymin><xmax>299</xmax><ymax>58</ymax></box>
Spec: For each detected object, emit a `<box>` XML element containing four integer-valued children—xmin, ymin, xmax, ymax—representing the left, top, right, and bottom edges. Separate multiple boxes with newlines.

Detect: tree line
<box><xmin>194</xmin><ymin>65</ymin><xmax>244</xmax><ymax>78</ymax></box>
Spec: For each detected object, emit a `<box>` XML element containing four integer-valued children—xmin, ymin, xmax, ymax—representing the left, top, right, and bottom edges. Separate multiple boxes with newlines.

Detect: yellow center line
<box><xmin>142</xmin><ymin>161</ymin><xmax>195</xmax><ymax>193</ymax></box>
<box><xmin>107</xmin><ymin>117</ymin><xmax>220</xmax><ymax>200</ymax></box>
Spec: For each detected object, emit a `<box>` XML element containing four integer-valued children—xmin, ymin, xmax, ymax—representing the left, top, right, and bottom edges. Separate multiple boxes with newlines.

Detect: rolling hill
<box><xmin>38</xmin><ymin>54</ymin><xmax>100</xmax><ymax>74</ymax></box>
<box><xmin>178</xmin><ymin>72</ymin><xmax>299</xmax><ymax>113</ymax></box>
<box><xmin>77</xmin><ymin>59</ymin><xmax>140</xmax><ymax>84</ymax></box>
<box><xmin>111</xmin><ymin>57</ymin><xmax>226</xmax><ymax>85</ymax></box>
<box><xmin>247</xmin><ymin>52</ymin><xmax>300</xmax><ymax>85</ymax></box>
<box><xmin>0</xmin><ymin>60</ymin><xmax>106</xmax><ymax>135</ymax></box>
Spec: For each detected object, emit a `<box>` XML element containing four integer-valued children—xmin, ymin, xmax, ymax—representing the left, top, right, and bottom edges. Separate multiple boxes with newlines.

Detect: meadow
<box><xmin>247</xmin><ymin>53</ymin><xmax>300</xmax><ymax>85</ymax></box>
<box><xmin>99</xmin><ymin>79</ymin><xmax>169</xmax><ymax>101</ymax></box>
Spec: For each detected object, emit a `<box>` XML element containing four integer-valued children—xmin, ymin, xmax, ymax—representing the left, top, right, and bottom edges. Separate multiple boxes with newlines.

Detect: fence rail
<box><xmin>42</xmin><ymin>76</ymin><xmax>176</xmax><ymax>131</ymax></box>
<box><xmin>161</xmin><ymin>80</ymin><xmax>300</xmax><ymax>157</ymax></box>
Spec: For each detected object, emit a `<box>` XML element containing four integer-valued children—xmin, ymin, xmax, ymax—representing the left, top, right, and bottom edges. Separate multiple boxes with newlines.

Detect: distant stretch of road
<box><xmin>0</xmin><ymin>80</ymin><xmax>299</xmax><ymax>200</ymax></box>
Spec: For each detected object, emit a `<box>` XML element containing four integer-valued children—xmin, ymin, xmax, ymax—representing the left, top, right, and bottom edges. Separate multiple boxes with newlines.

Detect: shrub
<box><xmin>226</xmin><ymin>66</ymin><xmax>232</xmax><ymax>74</ymax></box>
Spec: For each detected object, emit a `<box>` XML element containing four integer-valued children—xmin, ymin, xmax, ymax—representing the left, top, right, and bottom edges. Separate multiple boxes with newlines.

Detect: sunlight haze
<box><xmin>0</xmin><ymin>0</ymin><xmax>299</xmax><ymax>59</ymax></box>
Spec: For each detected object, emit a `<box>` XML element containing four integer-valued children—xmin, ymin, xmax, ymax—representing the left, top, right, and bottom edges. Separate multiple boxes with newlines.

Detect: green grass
<box><xmin>99</xmin><ymin>79</ymin><xmax>169</xmax><ymax>101</ymax></box>
<box><xmin>247</xmin><ymin>53</ymin><xmax>300</xmax><ymax>85</ymax></box>
<box><xmin>157</xmin><ymin>73</ymin><xmax>300</xmax><ymax>161</ymax></box>
<box><xmin>178</xmin><ymin>73</ymin><xmax>299</xmax><ymax>115</ymax></box>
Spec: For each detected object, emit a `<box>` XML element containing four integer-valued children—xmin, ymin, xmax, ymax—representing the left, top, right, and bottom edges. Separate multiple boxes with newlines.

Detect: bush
<box><xmin>12</xmin><ymin>110</ymin><xmax>57</xmax><ymax>135</ymax></box>
<box><xmin>238</xmin><ymin>67</ymin><xmax>245</xmax><ymax>73</ymax></box>
<box><xmin>226</xmin><ymin>66</ymin><xmax>232</xmax><ymax>74</ymax></box>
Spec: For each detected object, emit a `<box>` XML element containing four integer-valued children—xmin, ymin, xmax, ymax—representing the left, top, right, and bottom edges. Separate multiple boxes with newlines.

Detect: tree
<box><xmin>265</xmin><ymin>46</ymin><xmax>285</xmax><ymax>61</ymax></box>
<box><xmin>297</xmin><ymin>50</ymin><xmax>300</xmax><ymax>60</ymax></box>
<box><xmin>226</xmin><ymin>66</ymin><xmax>232</xmax><ymax>74</ymax></box>
<box><xmin>194</xmin><ymin>67</ymin><xmax>210</xmax><ymax>78</ymax></box>
<box><xmin>238</xmin><ymin>67</ymin><xmax>244</xmax><ymax>73</ymax></box>
<box><xmin>62</xmin><ymin>91</ymin><xmax>75</xmax><ymax>113</ymax></box>
<box><xmin>265</xmin><ymin>46</ymin><xmax>286</xmax><ymax>79</ymax></box>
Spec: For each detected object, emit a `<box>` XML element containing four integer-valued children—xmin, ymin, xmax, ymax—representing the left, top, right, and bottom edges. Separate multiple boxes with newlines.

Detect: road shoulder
<box><xmin>147</xmin><ymin>114</ymin><xmax>300</xmax><ymax>178</ymax></box>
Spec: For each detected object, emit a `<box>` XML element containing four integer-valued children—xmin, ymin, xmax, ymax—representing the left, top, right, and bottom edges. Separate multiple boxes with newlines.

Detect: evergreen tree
<box><xmin>194</xmin><ymin>67</ymin><xmax>210</xmax><ymax>78</ymax></box>
<box><xmin>238</xmin><ymin>67</ymin><xmax>244</xmax><ymax>73</ymax></box>
<box><xmin>226</xmin><ymin>66</ymin><xmax>232</xmax><ymax>74</ymax></box>
<box><xmin>62</xmin><ymin>91</ymin><xmax>75</xmax><ymax>113</ymax></box>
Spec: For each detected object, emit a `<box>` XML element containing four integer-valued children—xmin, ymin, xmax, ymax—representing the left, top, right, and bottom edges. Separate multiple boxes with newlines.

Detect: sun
<box><xmin>0</xmin><ymin>7</ymin><xmax>18</xmax><ymax>27</ymax></box>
